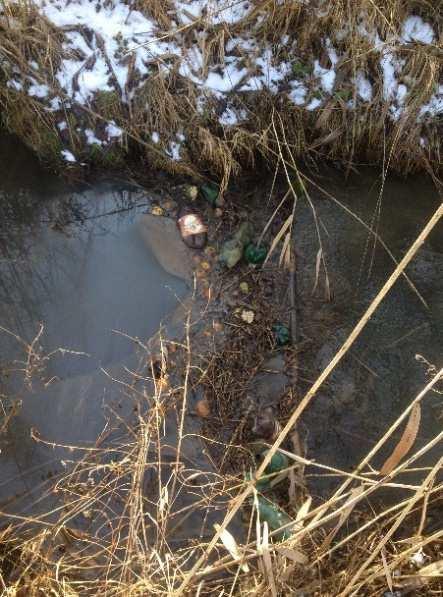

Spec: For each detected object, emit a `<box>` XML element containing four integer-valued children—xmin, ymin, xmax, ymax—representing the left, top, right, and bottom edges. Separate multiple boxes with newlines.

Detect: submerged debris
<box><xmin>219</xmin><ymin>222</ymin><xmax>254</xmax><ymax>268</ymax></box>
<box><xmin>177</xmin><ymin>207</ymin><xmax>207</xmax><ymax>249</ymax></box>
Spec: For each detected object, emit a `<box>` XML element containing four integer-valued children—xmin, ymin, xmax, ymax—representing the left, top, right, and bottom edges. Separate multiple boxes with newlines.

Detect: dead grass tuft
<box><xmin>0</xmin><ymin>0</ymin><xmax>441</xmax><ymax>180</ymax></box>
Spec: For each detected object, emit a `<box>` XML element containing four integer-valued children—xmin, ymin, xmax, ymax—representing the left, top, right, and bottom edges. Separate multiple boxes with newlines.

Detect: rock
<box><xmin>137</xmin><ymin>214</ymin><xmax>193</xmax><ymax>281</ymax></box>
<box><xmin>218</xmin><ymin>222</ymin><xmax>254</xmax><ymax>269</ymax></box>
<box><xmin>219</xmin><ymin>238</ymin><xmax>243</xmax><ymax>268</ymax></box>
<box><xmin>195</xmin><ymin>398</ymin><xmax>210</xmax><ymax>418</ymax></box>
<box><xmin>184</xmin><ymin>184</ymin><xmax>198</xmax><ymax>201</ymax></box>
<box><xmin>248</xmin><ymin>353</ymin><xmax>289</xmax><ymax>406</ymax></box>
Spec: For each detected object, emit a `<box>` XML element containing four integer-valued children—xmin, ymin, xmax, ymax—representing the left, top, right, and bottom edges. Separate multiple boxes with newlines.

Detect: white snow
<box><xmin>380</xmin><ymin>50</ymin><xmax>398</xmax><ymax>99</ymax></box>
<box><xmin>314</xmin><ymin>60</ymin><xmax>335</xmax><ymax>94</ymax></box>
<box><xmin>106</xmin><ymin>121</ymin><xmax>123</xmax><ymax>139</ymax></box>
<box><xmin>175</xmin><ymin>0</ymin><xmax>251</xmax><ymax>25</ymax></box>
<box><xmin>58</xmin><ymin>121</ymin><xmax>67</xmax><ymax>131</ymax></box>
<box><xmin>205</xmin><ymin>67</ymin><xmax>248</xmax><ymax>93</ymax></box>
<box><xmin>7</xmin><ymin>80</ymin><xmax>23</xmax><ymax>91</ymax></box>
<box><xmin>219</xmin><ymin>106</ymin><xmax>248</xmax><ymax>126</ymax></box>
<box><xmin>396</xmin><ymin>84</ymin><xmax>407</xmax><ymax>103</ymax></box>
<box><xmin>61</xmin><ymin>149</ymin><xmax>76</xmax><ymax>162</ymax></box>
<box><xmin>289</xmin><ymin>81</ymin><xmax>307</xmax><ymax>105</ymax></box>
<box><xmin>306</xmin><ymin>97</ymin><xmax>322</xmax><ymax>111</ymax></box>
<box><xmin>419</xmin><ymin>85</ymin><xmax>443</xmax><ymax>117</ymax></box>
<box><xmin>402</xmin><ymin>16</ymin><xmax>435</xmax><ymax>44</ymax></box>
<box><xmin>49</xmin><ymin>97</ymin><xmax>61</xmax><ymax>110</ymax></box>
<box><xmin>34</xmin><ymin>0</ymin><xmax>172</xmax><ymax>103</ymax></box>
<box><xmin>4</xmin><ymin>2</ymin><xmax>441</xmax><ymax>154</ymax></box>
<box><xmin>167</xmin><ymin>141</ymin><xmax>181</xmax><ymax>161</ymax></box>
<box><xmin>28</xmin><ymin>82</ymin><xmax>49</xmax><ymax>98</ymax></box>
<box><xmin>355</xmin><ymin>72</ymin><xmax>372</xmax><ymax>101</ymax></box>
<box><xmin>85</xmin><ymin>128</ymin><xmax>103</xmax><ymax>145</ymax></box>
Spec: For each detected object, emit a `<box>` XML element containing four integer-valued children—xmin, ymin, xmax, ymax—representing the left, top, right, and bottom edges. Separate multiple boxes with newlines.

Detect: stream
<box><xmin>0</xmin><ymin>134</ymin><xmax>188</xmax><ymax>511</ymax></box>
<box><xmin>0</xmin><ymin>133</ymin><xmax>441</xmax><ymax>519</ymax></box>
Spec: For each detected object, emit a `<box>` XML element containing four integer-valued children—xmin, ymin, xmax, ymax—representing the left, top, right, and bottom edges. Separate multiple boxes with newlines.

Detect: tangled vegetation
<box><xmin>0</xmin><ymin>0</ymin><xmax>442</xmax><ymax>186</ymax></box>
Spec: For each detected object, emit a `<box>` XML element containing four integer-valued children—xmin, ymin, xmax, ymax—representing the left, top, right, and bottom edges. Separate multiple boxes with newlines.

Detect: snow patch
<box><xmin>402</xmin><ymin>16</ymin><xmax>435</xmax><ymax>44</ymax></box>
<box><xmin>167</xmin><ymin>141</ymin><xmax>182</xmax><ymax>161</ymax></box>
<box><xmin>61</xmin><ymin>149</ymin><xmax>76</xmax><ymax>162</ymax></box>
<box><xmin>314</xmin><ymin>60</ymin><xmax>335</xmax><ymax>94</ymax></box>
<box><xmin>219</xmin><ymin>106</ymin><xmax>248</xmax><ymax>126</ymax></box>
<box><xmin>28</xmin><ymin>82</ymin><xmax>49</xmax><ymax>98</ymax></box>
<box><xmin>289</xmin><ymin>81</ymin><xmax>307</xmax><ymax>105</ymax></box>
<box><xmin>306</xmin><ymin>97</ymin><xmax>322</xmax><ymax>111</ymax></box>
<box><xmin>355</xmin><ymin>72</ymin><xmax>372</xmax><ymax>101</ymax></box>
<box><xmin>106</xmin><ymin>121</ymin><xmax>123</xmax><ymax>139</ymax></box>
<box><xmin>85</xmin><ymin>129</ymin><xmax>103</xmax><ymax>145</ymax></box>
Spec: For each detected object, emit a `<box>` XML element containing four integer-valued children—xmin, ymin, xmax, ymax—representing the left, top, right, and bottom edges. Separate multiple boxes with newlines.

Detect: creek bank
<box><xmin>0</xmin><ymin>2</ymin><xmax>442</xmax><ymax>181</ymax></box>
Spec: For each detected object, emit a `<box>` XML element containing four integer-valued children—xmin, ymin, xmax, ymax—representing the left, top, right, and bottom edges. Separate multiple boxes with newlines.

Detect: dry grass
<box><xmin>0</xmin><ymin>0</ymin><xmax>441</xmax><ymax>182</ymax></box>
<box><xmin>0</xmin><ymin>1</ymin><xmax>442</xmax><ymax>595</ymax></box>
<box><xmin>0</xmin><ymin>193</ymin><xmax>441</xmax><ymax>595</ymax></box>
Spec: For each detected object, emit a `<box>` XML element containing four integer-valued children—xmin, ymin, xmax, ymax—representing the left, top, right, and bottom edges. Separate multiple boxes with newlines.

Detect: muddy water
<box><xmin>0</xmin><ymin>133</ymin><xmax>441</xmax><ymax>519</ymax></box>
<box><xmin>296</xmin><ymin>168</ymin><xmax>442</xmax><ymax>496</ymax></box>
<box><xmin>0</xmin><ymin>135</ymin><xmax>187</xmax><ymax>510</ymax></box>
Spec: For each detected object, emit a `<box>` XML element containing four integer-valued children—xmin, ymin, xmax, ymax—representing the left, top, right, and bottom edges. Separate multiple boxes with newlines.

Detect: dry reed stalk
<box><xmin>175</xmin><ymin>201</ymin><xmax>442</xmax><ymax>595</ymax></box>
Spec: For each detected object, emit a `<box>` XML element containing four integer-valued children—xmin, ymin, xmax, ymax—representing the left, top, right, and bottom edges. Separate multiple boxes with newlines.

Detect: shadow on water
<box><xmin>0</xmin><ymin>134</ymin><xmax>187</xmax><ymax>512</ymax></box>
<box><xmin>296</xmin><ymin>167</ymin><xmax>442</xmax><ymax>498</ymax></box>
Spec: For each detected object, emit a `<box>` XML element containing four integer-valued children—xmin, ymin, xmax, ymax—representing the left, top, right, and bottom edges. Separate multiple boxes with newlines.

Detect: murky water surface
<box><xmin>0</xmin><ymin>134</ymin><xmax>441</xmax><ymax>515</ymax></box>
<box><xmin>296</xmin><ymin>168</ymin><xmax>442</xmax><ymax>495</ymax></box>
<box><xmin>0</xmin><ymin>134</ymin><xmax>187</xmax><ymax>509</ymax></box>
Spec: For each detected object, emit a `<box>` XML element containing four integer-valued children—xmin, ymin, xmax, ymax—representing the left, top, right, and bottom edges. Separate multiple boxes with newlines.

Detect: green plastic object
<box><xmin>245</xmin><ymin>470</ymin><xmax>269</xmax><ymax>491</ymax></box>
<box><xmin>273</xmin><ymin>324</ymin><xmax>290</xmax><ymax>346</ymax></box>
<box><xmin>256</xmin><ymin>496</ymin><xmax>294</xmax><ymax>541</ymax></box>
<box><xmin>201</xmin><ymin>183</ymin><xmax>219</xmax><ymax>205</ymax></box>
<box><xmin>245</xmin><ymin>450</ymin><xmax>289</xmax><ymax>492</ymax></box>
<box><xmin>261</xmin><ymin>450</ymin><xmax>289</xmax><ymax>475</ymax></box>
<box><xmin>244</xmin><ymin>243</ymin><xmax>267</xmax><ymax>265</ymax></box>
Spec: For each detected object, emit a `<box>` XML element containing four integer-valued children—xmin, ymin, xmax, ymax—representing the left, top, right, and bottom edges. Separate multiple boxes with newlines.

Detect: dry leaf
<box><xmin>151</xmin><ymin>206</ymin><xmax>164</xmax><ymax>216</ymax></box>
<box><xmin>195</xmin><ymin>399</ymin><xmax>210</xmax><ymax>418</ymax></box>
<box><xmin>417</xmin><ymin>559</ymin><xmax>443</xmax><ymax>578</ymax></box>
<box><xmin>295</xmin><ymin>496</ymin><xmax>312</xmax><ymax>529</ymax></box>
<box><xmin>158</xmin><ymin>486</ymin><xmax>169</xmax><ymax>514</ymax></box>
<box><xmin>312</xmin><ymin>248</ymin><xmax>322</xmax><ymax>295</ymax></box>
<box><xmin>276</xmin><ymin>546</ymin><xmax>308</xmax><ymax>565</ymax></box>
<box><xmin>261</xmin><ymin>522</ymin><xmax>277</xmax><ymax>597</ymax></box>
<box><xmin>241</xmin><ymin>310</ymin><xmax>255</xmax><ymax>324</ymax></box>
<box><xmin>290</xmin><ymin>429</ymin><xmax>306</xmax><ymax>479</ymax></box>
<box><xmin>288</xmin><ymin>469</ymin><xmax>297</xmax><ymax>504</ymax></box>
<box><xmin>264</xmin><ymin>214</ymin><xmax>293</xmax><ymax>265</ymax></box>
<box><xmin>279</xmin><ymin>232</ymin><xmax>291</xmax><ymax>269</ymax></box>
<box><xmin>398</xmin><ymin>559</ymin><xmax>443</xmax><ymax>589</ymax></box>
<box><xmin>214</xmin><ymin>524</ymin><xmax>249</xmax><ymax>573</ymax></box>
<box><xmin>381</xmin><ymin>547</ymin><xmax>393</xmax><ymax>592</ymax></box>
<box><xmin>380</xmin><ymin>404</ymin><xmax>421</xmax><ymax>475</ymax></box>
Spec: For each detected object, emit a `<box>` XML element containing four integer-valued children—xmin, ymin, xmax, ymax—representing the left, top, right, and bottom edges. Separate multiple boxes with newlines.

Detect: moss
<box><xmin>93</xmin><ymin>90</ymin><xmax>122</xmax><ymax>121</ymax></box>
<box><xmin>291</xmin><ymin>60</ymin><xmax>312</xmax><ymax>78</ymax></box>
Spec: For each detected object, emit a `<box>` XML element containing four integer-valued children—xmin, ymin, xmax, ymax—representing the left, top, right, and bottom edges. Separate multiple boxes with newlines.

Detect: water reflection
<box><xmin>0</xmin><ymin>185</ymin><xmax>184</xmax><ymax>379</ymax></box>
